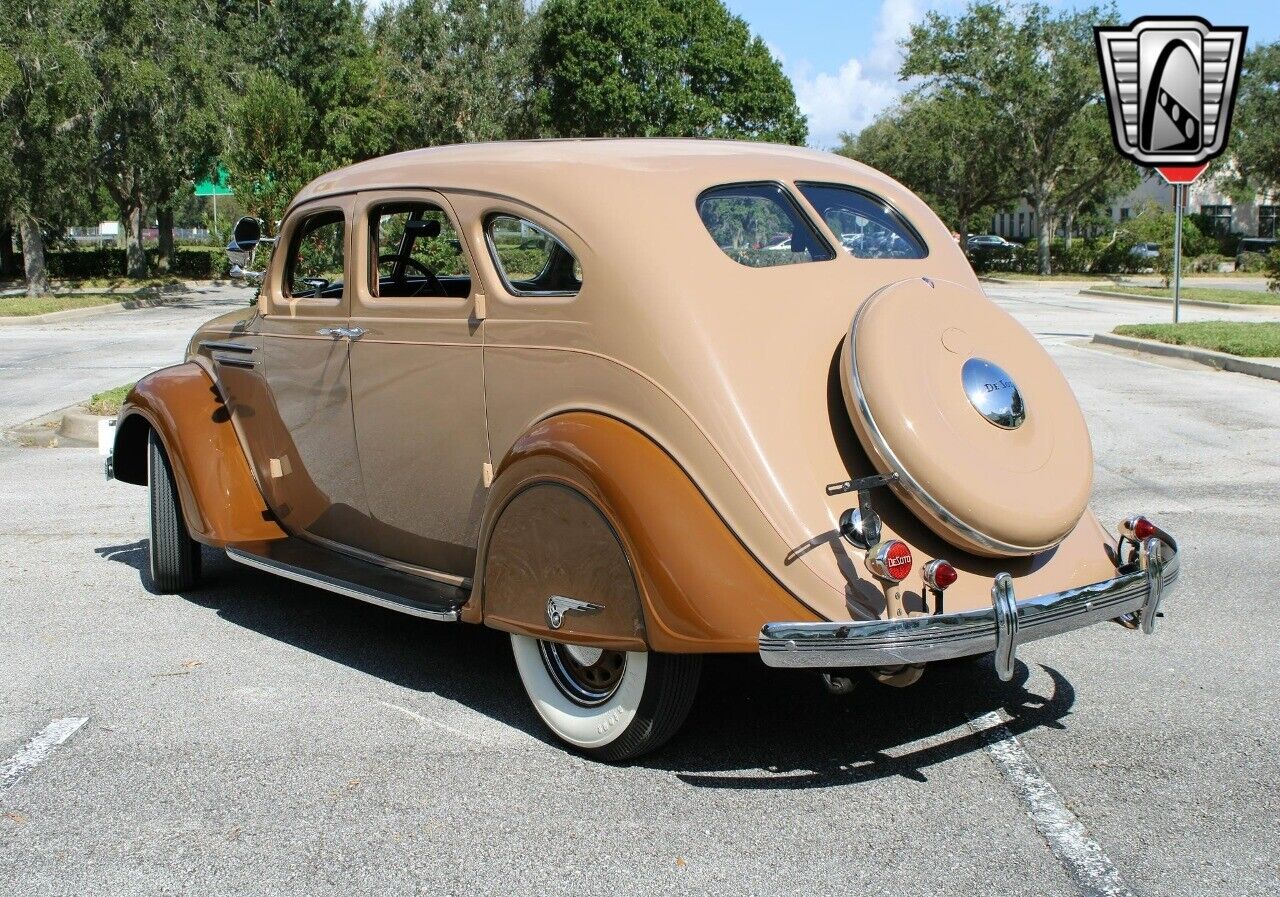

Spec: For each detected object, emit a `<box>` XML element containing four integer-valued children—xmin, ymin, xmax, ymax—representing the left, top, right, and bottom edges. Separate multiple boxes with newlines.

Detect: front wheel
<box><xmin>147</xmin><ymin>429</ymin><xmax>201</xmax><ymax>593</ymax></box>
<box><xmin>510</xmin><ymin>634</ymin><xmax>700</xmax><ymax>762</ymax></box>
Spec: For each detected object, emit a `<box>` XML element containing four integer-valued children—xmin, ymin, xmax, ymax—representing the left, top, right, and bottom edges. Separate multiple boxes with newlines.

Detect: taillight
<box><xmin>1121</xmin><ymin>515</ymin><xmax>1157</xmax><ymax>541</ymax></box>
<box><xmin>923</xmin><ymin>559</ymin><xmax>958</xmax><ymax>591</ymax></box>
<box><xmin>866</xmin><ymin>540</ymin><xmax>913</xmax><ymax>582</ymax></box>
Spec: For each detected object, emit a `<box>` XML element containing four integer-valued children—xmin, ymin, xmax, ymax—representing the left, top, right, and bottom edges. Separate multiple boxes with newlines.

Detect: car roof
<box><xmin>288</xmin><ymin>138</ymin><xmax>911</xmax><ymax>222</ymax></box>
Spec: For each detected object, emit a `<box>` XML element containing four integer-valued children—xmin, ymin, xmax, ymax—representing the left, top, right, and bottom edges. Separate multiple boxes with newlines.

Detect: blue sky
<box><xmin>722</xmin><ymin>0</ymin><xmax>1279</xmax><ymax>148</ymax></box>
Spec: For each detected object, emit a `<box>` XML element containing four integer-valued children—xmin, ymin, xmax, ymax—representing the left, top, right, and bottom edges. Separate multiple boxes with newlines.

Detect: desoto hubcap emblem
<box><xmin>962</xmin><ymin>358</ymin><xmax>1026</xmax><ymax>430</ymax></box>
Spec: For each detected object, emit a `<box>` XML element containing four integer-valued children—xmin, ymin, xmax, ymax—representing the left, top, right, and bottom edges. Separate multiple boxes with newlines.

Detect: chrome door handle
<box><xmin>315</xmin><ymin>327</ymin><xmax>367</xmax><ymax>340</ymax></box>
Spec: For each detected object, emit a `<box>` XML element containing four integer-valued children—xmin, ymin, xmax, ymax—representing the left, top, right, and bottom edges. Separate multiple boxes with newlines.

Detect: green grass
<box><xmin>1097</xmin><ymin>285</ymin><xmax>1280</xmax><ymax>305</ymax></box>
<box><xmin>0</xmin><ymin>293</ymin><xmax>123</xmax><ymax>317</ymax></box>
<box><xmin>1114</xmin><ymin>322</ymin><xmax>1280</xmax><ymax>357</ymax></box>
<box><xmin>83</xmin><ymin>383</ymin><xmax>135</xmax><ymax>416</ymax></box>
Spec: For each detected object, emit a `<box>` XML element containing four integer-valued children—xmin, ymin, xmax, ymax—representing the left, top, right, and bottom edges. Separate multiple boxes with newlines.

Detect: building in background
<box><xmin>990</xmin><ymin>168</ymin><xmax>1277</xmax><ymax>241</ymax></box>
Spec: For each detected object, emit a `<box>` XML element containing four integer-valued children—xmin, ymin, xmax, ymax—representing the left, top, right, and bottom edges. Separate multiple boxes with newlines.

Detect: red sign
<box><xmin>1156</xmin><ymin>164</ymin><xmax>1208</xmax><ymax>185</ymax></box>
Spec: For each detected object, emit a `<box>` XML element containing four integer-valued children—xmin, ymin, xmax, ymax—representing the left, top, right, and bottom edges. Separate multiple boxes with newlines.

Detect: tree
<box><xmin>0</xmin><ymin>0</ymin><xmax>96</xmax><ymax>296</ymax></box>
<box><xmin>838</xmin><ymin>87</ymin><xmax>1017</xmax><ymax>251</ymax></box>
<box><xmin>375</xmin><ymin>0</ymin><xmax>537</xmax><ymax>149</ymax></box>
<box><xmin>532</xmin><ymin>0</ymin><xmax>807</xmax><ymax>144</ymax></box>
<box><xmin>1229</xmin><ymin>42</ymin><xmax>1280</xmax><ymax>196</ymax></box>
<box><xmin>221</xmin><ymin>0</ymin><xmax>400</xmax><ymax>225</ymax></box>
<box><xmin>902</xmin><ymin>2</ymin><xmax>1132</xmax><ymax>274</ymax></box>
<box><xmin>84</xmin><ymin>0</ymin><xmax>226</xmax><ymax>278</ymax></box>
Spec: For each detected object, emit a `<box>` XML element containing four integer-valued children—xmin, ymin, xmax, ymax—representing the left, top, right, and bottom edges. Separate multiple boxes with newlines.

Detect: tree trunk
<box><xmin>16</xmin><ymin>213</ymin><xmax>52</xmax><ymax>298</ymax></box>
<box><xmin>156</xmin><ymin>205</ymin><xmax>175</xmax><ymax>275</ymax></box>
<box><xmin>124</xmin><ymin>203</ymin><xmax>147</xmax><ymax>278</ymax></box>
<box><xmin>0</xmin><ymin>222</ymin><xmax>18</xmax><ymax>277</ymax></box>
<box><xmin>1063</xmin><ymin>208</ymin><xmax>1075</xmax><ymax>250</ymax></box>
<box><xmin>1034</xmin><ymin>200</ymin><xmax>1052</xmax><ymax>275</ymax></box>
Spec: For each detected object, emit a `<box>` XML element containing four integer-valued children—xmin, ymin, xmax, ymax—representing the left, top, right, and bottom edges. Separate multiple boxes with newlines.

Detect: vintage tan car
<box><xmin>107</xmin><ymin>140</ymin><xmax>1180</xmax><ymax>760</ymax></box>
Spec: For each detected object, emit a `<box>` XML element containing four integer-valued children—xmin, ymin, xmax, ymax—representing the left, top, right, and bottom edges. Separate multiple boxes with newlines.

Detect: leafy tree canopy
<box><xmin>1230</xmin><ymin>42</ymin><xmax>1280</xmax><ymax>196</ymax></box>
<box><xmin>533</xmin><ymin>0</ymin><xmax>806</xmax><ymax>144</ymax></box>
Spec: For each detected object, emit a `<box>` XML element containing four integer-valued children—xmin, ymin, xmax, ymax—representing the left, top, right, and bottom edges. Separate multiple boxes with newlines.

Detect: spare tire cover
<box><xmin>841</xmin><ymin>277</ymin><xmax>1092</xmax><ymax>558</ymax></box>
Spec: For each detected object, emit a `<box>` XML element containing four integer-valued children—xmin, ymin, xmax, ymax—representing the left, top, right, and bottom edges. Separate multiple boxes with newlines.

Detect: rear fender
<box><xmin>471</xmin><ymin>412</ymin><xmax>819</xmax><ymax>653</ymax></box>
<box><xmin>112</xmin><ymin>363</ymin><xmax>286</xmax><ymax>547</ymax></box>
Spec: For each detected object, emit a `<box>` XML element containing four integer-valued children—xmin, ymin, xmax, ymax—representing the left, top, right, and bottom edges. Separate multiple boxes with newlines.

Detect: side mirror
<box><xmin>228</xmin><ymin>216</ymin><xmax>262</xmax><ymax>253</ymax></box>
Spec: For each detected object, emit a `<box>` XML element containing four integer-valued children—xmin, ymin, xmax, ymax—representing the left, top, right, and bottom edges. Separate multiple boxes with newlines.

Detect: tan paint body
<box><xmin>117</xmin><ymin>139</ymin><xmax>1120</xmax><ymax>650</ymax></box>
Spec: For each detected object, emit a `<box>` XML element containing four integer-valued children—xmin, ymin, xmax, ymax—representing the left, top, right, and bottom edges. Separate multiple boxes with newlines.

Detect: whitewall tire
<box><xmin>510</xmin><ymin>634</ymin><xmax>700</xmax><ymax>761</ymax></box>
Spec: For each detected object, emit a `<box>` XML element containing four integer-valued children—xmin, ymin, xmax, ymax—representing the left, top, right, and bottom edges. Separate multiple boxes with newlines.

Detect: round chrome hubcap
<box><xmin>961</xmin><ymin>357</ymin><xmax>1026</xmax><ymax>429</ymax></box>
<box><xmin>538</xmin><ymin>641</ymin><xmax>627</xmax><ymax>707</ymax></box>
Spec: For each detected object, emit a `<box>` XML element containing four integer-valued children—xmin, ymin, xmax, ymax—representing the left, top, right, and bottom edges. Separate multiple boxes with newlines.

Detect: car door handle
<box><xmin>315</xmin><ymin>327</ymin><xmax>367</xmax><ymax>340</ymax></box>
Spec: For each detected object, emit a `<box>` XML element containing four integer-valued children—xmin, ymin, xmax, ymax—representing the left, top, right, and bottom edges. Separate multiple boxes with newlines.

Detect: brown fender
<box><xmin>469</xmin><ymin>412</ymin><xmax>820</xmax><ymax>653</ymax></box>
<box><xmin>111</xmin><ymin>363</ymin><xmax>287</xmax><ymax>548</ymax></box>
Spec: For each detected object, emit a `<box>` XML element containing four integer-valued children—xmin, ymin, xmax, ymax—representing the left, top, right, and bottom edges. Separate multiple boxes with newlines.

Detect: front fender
<box><xmin>112</xmin><ymin>363</ymin><xmax>286</xmax><ymax>548</ymax></box>
<box><xmin>470</xmin><ymin>412</ymin><xmax>819</xmax><ymax>653</ymax></box>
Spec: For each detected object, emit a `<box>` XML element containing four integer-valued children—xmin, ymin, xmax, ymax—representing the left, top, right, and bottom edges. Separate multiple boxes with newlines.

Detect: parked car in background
<box><xmin>1129</xmin><ymin>242</ymin><xmax>1161</xmax><ymax>260</ymax></box>
<box><xmin>966</xmin><ymin>234</ymin><xmax>1016</xmax><ymax>250</ymax></box>
<box><xmin>761</xmin><ymin>235</ymin><xmax>792</xmax><ymax>251</ymax></box>
<box><xmin>106</xmin><ymin>139</ymin><xmax>1180</xmax><ymax>761</ymax></box>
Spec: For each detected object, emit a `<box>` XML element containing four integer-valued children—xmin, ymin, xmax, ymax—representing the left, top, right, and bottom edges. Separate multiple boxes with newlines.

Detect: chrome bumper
<box><xmin>759</xmin><ymin>536</ymin><xmax>1179</xmax><ymax>681</ymax></box>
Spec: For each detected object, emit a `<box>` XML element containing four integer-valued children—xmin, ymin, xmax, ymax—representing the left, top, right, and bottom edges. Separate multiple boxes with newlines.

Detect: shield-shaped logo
<box><xmin>1095</xmin><ymin>17</ymin><xmax>1247</xmax><ymax>168</ymax></box>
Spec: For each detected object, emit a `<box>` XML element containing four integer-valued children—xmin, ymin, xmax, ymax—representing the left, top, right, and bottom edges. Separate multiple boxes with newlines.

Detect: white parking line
<box><xmin>969</xmin><ymin>711</ymin><xmax>1137</xmax><ymax>897</ymax></box>
<box><xmin>1</xmin><ymin>717</ymin><xmax>89</xmax><ymax>789</ymax></box>
<box><xmin>377</xmin><ymin>700</ymin><xmax>483</xmax><ymax>743</ymax></box>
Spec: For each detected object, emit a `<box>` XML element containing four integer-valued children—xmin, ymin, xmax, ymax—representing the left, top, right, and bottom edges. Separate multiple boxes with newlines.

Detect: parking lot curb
<box><xmin>1079</xmin><ymin>288</ymin><xmax>1267</xmax><ymax>313</ymax></box>
<box><xmin>1092</xmin><ymin>332</ymin><xmax>1280</xmax><ymax>383</ymax></box>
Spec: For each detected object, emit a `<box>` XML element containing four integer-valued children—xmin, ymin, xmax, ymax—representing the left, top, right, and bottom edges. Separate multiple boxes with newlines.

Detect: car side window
<box><xmin>485</xmin><ymin>214</ymin><xmax>581</xmax><ymax>296</ymax></box>
<box><xmin>286</xmin><ymin>210</ymin><xmax>345</xmax><ymax>298</ymax></box>
<box><xmin>697</xmin><ymin>183</ymin><xmax>834</xmax><ymax>267</ymax></box>
<box><xmin>796</xmin><ymin>183</ymin><xmax>928</xmax><ymax>260</ymax></box>
<box><xmin>369</xmin><ymin>202</ymin><xmax>472</xmax><ymax>299</ymax></box>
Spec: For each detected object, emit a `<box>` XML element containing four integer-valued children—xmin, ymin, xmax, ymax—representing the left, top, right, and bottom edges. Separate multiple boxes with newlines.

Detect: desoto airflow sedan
<box><xmin>106</xmin><ymin>140</ymin><xmax>1180</xmax><ymax>760</ymax></box>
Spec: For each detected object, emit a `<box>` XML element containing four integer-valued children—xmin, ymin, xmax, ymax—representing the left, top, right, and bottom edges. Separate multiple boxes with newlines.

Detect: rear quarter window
<box><xmin>697</xmin><ymin>183</ymin><xmax>834</xmax><ymax>268</ymax></box>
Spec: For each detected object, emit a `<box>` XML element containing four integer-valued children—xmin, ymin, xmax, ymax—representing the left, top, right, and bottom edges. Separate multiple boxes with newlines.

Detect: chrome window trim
<box><xmin>845</xmin><ymin>291</ymin><xmax>1055</xmax><ymax>556</ymax></box>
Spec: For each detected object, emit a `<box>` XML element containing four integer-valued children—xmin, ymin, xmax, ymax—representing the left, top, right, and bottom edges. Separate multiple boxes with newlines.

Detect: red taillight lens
<box><xmin>923</xmin><ymin>559</ymin><xmax>958</xmax><ymax>590</ymax></box>
<box><xmin>1121</xmin><ymin>515</ymin><xmax>1157</xmax><ymax>541</ymax></box>
<box><xmin>866</xmin><ymin>540</ymin><xmax>913</xmax><ymax>582</ymax></box>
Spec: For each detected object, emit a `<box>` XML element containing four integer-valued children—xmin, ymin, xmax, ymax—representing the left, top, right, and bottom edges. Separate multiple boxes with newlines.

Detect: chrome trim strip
<box><xmin>226</xmin><ymin>547</ymin><xmax>460</xmax><ymax>622</ymax></box>
<box><xmin>211</xmin><ymin>351</ymin><xmax>256</xmax><ymax>368</ymax></box>
<box><xmin>758</xmin><ymin>535</ymin><xmax>1179</xmax><ymax>670</ymax></box>
<box><xmin>199</xmin><ymin>340</ymin><xmax>255</xmax><ymax>353</ymax></box>
<box><xmin>845</xmin><ymin>294</ymin><xmax>1053</xmax><ymax>555</ymax></box>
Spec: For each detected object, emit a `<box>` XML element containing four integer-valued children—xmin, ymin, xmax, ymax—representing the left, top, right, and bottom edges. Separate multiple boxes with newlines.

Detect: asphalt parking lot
<box><xmin>2</xmin><ymin>283</ymin><xmax>1278</xmax><ymax>896</ymax></box>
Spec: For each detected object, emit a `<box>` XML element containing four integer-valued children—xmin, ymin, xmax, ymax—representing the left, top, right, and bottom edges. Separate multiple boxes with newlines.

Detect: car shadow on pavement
<box><xmin>650</xmin><ymin>653</ymin><xmax>1074</xmax><ymax>788</ymax></box>
<box><xmin>97</xmin><ymin>541</ymin><xmax>1077</xmax><ymax>786</ymax></box>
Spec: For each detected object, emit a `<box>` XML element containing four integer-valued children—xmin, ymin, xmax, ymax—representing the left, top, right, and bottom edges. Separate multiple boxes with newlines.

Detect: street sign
<box><xmin>194</xmin><ymin>167</ymin><xmax>232</xmax><ymax>197</ymax></box>
<box><xmin>1155</xmin><ymin>163</ymin><xmax>1208</xmax><ymax>186</ymax></box>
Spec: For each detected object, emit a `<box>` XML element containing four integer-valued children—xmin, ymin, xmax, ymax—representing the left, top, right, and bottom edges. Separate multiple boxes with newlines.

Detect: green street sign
<box><xmin>194</xmin><ymin>167</ymin><xmax>232</xmax><ymax>196</ymax></box>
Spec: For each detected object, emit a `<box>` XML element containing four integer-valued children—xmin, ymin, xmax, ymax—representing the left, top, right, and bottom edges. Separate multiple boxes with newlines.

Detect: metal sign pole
<box><xmin>1172</xmin><ymin>183</ymin><xmax>1183</xmax><ymax>323</ymax></box>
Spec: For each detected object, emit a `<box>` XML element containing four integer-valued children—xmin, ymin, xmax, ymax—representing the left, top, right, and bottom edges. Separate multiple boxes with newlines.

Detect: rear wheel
<box><xmin>147</xmin><ymin>429</ymin><xmax>201</xmax><ymax>593</ymax></box>
<box><xmin>510</xmin><ymin>634</ymin><xmax>700</xmax><ymax>762</ymax></box>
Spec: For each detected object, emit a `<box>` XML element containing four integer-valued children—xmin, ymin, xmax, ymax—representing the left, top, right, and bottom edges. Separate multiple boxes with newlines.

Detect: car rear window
<box><xmin>796</xmin><ymin>183</ymin><xmax>927</xmax><ymax>260</ymax></box>
<box><xmin>697</xmin><ymin>183</ymin><xmax>834</xmax><ymax>267</ymax></box>
<box><xmin>485</xmin><ymin>214</ymin><xmax>581</xmax><ymax>297</ymax></box>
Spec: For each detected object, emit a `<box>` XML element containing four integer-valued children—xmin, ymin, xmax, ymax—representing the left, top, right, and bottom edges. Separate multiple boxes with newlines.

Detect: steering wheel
<box><xmin>378</xmin><ymin>254</ymin><xmax>443</xmax><ymax>296</ymax></box>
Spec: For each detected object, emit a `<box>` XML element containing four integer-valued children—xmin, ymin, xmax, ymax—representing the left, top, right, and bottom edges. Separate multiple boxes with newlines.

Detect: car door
<box><xmin>248</xmin><ymin>196</ymin><xmax>379</xmax><ymax>552</ymax></box>
<box><xmin>347</xmin><ymin>189</ymin><xmax>489</xmax><ymax>580</ymax></box>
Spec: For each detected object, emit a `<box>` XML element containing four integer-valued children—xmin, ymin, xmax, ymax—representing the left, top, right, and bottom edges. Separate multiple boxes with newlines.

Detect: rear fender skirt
<box><xmin>470</xmin><ymin>412</ymin><xmax>819</xmax><ymax>653</ymax></box>
<box><xmin>112</xmin><ymin>363</ymin><xmax>287</xmax><ymax>548</ymax></box>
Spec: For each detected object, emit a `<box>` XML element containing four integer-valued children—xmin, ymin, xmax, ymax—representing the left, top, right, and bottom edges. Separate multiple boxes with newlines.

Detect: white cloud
<box><xmin>789</xmin><ymin>0</ymin><xmax>952</xmax><ymax>149</ymax></box>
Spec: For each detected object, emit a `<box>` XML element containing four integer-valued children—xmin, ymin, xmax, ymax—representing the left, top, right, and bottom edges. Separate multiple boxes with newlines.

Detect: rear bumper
<box><xmin>759</xmin><ymin>535</ymin><xmax>1178</xmax><ymax>680</ymax></box>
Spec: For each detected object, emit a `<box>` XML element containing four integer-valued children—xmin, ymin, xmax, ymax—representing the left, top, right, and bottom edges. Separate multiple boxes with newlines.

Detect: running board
<box><xmin>226</xmin><ymin>538</ymin><xmax>467</xmax><ymax>622</ymax></box>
